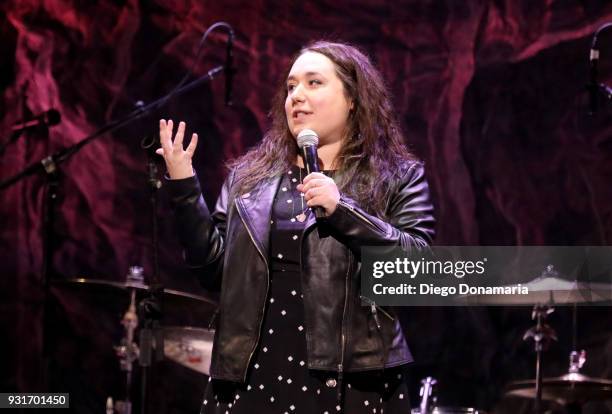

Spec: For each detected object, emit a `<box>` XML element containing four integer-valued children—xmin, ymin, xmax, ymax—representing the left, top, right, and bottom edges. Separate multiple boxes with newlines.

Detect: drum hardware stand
<box><xmin>568</xmin><ymin>349</ymin><xmax>586</xmax><ymax>374</ymax></box>
<box><xmin>137</xmin><ymin>283</ymin><xmax>164</xmax><ymax>414</ymax></box>
<box><xmin>417</xmin><ymin>376</ymin><xmax>437</xmax><ymax>414</ymax></box>
<box><xmin>568</xmin><ymin>301</ymin><xmax>587</xmax><ymax>409</ymax></box>
<box><xmin>522</xmin><ymin>302</ymin><xmax>558</xmax><ymax>414</ymax></box>
<box><xmin>563</xmin><ymin>350</ymin><xmax>586</xmax><ymax>414</ymax></box>
<box><xmin>565</xmin><ymin>349</ymin><xmax>586</xmax><ymax>414</ymax></box>
<box><xmin>568</xmin><ymin>302</ymin><xmax>586</xmax><ymax>375</ymax></box>
<box><xmin>109</xmin><ymin>266</ymin><xmax>143</xmax><ymax>414</ymax></box>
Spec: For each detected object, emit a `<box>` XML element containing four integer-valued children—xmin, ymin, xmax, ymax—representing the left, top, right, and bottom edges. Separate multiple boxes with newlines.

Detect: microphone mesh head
<box><xmin>297</xmin><ymin>129</ymin><xmax>319</xmax><ymax>148</ymax></box>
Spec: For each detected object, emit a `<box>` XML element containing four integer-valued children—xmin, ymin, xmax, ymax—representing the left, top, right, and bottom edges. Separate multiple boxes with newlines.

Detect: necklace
<box><xmin>295</xmin><ymin>167</ymin><xmax>308</xmax><ymax>222</ymax></box>
<box><xmin>285</xmin><ymin>166</ymin><xmax>309</xmax><ymax>223</ymax></box>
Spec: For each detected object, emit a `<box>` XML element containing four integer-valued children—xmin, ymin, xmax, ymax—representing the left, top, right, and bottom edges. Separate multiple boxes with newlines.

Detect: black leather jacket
<box><xmin>166</xmin><ymin>160</ymin><xmax>435</xmax><ymax>382</ymax></box>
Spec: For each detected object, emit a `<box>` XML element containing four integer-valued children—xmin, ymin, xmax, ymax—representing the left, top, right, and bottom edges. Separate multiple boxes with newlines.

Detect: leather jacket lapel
<box><xmin>304</xmin><ymin>210</ymin><xmax>317</xmax><ymax>233</ymax></box>
<box><xmin>234</xmin><ymin>175</ymin><xmax>281</xmax><ymax>261</ymax></box>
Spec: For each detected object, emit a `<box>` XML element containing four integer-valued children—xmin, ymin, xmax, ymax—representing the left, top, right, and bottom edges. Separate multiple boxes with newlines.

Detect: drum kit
<box><xmin>50</xmin><ymin>264</ymin><xmax>611</xmax><ymax>414</ymax></box>
<box><xmin>413</xmin><ymin>355</ymin><xmax>612</xmax><ymax>414</ymax></box>
<box><xmin>52</xmin><ymin>266</ymin><xmax>217</xmax><ymax>414</ymax></box>
<box><xmin>412</xmin><ymin>265</ymin><xmax>612</xmax><ymax>414</ymax></box>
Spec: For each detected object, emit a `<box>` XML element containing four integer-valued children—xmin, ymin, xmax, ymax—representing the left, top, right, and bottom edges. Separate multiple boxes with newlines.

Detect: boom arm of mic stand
<box><xmin>0</xmin><ymin>129</ymin><xmax>25</xmax><ymax>158</ymax></box>
<box><xmin>0</xmin><ymin>65</ymin><xmax>224</xmax><ymax>191</ymax></box>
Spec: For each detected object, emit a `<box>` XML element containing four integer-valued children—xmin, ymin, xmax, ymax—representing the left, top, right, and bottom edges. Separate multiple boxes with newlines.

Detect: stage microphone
<box><xmin>589</xmin><ymin>46</ymin><xmax>599</xmax><ymax>114</ymax></box>
<box><xmin>12</xmin><ymin>109</ymin><xmax>61</xmax><ymax>132</ymax></box>
<box><xmin>297</xmin><ymin>129</ymin><xmax>325</xmax><ymax>219</ymax></box>
<box><xmin>224</xmin><ymin>30</ymin><xmax>235</xmax><ymax>106</ymax></box>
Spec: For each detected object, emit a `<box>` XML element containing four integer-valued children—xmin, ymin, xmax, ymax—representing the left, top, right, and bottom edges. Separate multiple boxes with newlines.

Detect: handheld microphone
<box><xmin>224</xmin><ymin>30</ymin><xmax>235</xmax><ymax>106</ymax></box>
<box><xmin>12</xmin><ymin>109</ymin><xmax>61</xmax><ymax>132</ymax></box>
<box><xmin>297</xmin><ymin>129</ymin><xmax>325</xmax><ymax>219</ymax></box>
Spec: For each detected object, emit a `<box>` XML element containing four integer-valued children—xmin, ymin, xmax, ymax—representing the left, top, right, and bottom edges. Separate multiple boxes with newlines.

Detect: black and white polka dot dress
<box><xmin>200</xmin><ymin>165</ymin><xmax>411</xmax><ymax>414</ymax></box>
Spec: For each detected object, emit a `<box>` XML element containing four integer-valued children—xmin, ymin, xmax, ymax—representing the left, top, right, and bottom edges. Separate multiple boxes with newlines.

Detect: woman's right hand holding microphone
<box><xmin>156</xmin><ymin>119</ymin><xmax>199</xmax><ymax>179</ymax></box>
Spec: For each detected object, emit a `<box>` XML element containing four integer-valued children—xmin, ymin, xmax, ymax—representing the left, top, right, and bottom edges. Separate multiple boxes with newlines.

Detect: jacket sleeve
<box><xmin>165</xmin><ymin>171</ymin><xmax>233</xmax><ymax>291</ymax></box>
<box><xmin>325</xmin><ymin>161</ymin><xmax>435</xmax><ymax>253</ymax></box>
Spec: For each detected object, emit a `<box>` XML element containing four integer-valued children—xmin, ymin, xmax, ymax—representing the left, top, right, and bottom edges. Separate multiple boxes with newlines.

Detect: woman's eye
<box><xmin>309</xmin><ymin>79</ymin><xmax>322</xmax><ymax>86</ymax></box>
<box><xmin>287</xmin><ymin>84</ymin><xmax>295</xmax><ymax>91</ymax></box>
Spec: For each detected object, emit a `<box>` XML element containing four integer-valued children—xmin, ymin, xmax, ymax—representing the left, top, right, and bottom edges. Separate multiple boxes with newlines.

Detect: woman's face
<box><xmin>284</xmin><ymin>51</ymin><xmax>353</xmax><ymax>145</ymax></box>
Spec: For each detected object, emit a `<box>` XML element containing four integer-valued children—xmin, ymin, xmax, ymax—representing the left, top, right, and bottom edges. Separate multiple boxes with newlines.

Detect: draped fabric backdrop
<box><xmin>1</xmin><ymin>1</ymin><xmax>611</xmax><ymax>413</ymax></box>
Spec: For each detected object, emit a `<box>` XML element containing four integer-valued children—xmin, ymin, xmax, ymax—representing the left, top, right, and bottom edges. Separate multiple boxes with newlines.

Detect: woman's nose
<box><xmin>290</xmin><ymin>84</ymin><xmax>305</xmax><ymax>103</ymax></box>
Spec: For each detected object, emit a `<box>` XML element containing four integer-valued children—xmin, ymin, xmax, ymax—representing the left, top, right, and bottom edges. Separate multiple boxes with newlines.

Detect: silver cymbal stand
<box><xmin>522</xmin><ymin>303</ymin><xmax>558</xmax><ymax>414</ymax></box>
<box><xmin>108</xmin><ymin>266</ymin><xmax>143</xmax><ymax>414</ymax></box>
<box><xmin>418</xmin><ymin>376</ymin><xmax>437</xmax><ymax>413</ymax></box>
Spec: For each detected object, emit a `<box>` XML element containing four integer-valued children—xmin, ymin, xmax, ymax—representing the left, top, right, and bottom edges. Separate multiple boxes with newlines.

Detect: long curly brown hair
<box><xmin>229</xmin><ymin>40</ymin><xmax>416</xmax><ymax>218</ymax></box>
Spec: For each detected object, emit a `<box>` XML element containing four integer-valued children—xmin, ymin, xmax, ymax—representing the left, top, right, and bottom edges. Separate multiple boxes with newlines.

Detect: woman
<box><xmin>157</xmin><ymin>41</ymin><xmax>435</xmax><ymax>414</ymax></box>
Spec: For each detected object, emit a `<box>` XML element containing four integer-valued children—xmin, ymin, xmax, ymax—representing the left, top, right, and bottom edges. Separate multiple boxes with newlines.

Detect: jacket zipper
<box><xmin>208</xmin><ymin>308</ymin><xmax>219</xmax><ymax>330</ymax></box>
<box><xmin>338</xmin><ymin>199</ymin><xmax>384</xmax><ymax>233</ymax></box>
<box><xmin>298</xmin><ymin>213</ymin><xmax>322</xmax><ymax>367</ymax></box>
<box><xmin>359</xmin><ymin>295</ymin><xmax>394</xmax><ymax>321</ymax></box>
<box><xmin>359</xmin><ymin>294</ymin><xmax>392</xmax><ymax>377</ymax></box>
<box><xmin>337</xmin><ymin>252</ymin><xmax>351</xmax><ymax>404</ymax></box>
<box><xmin>235</xmin><ymin>199</ymin><xmax>270</xmax><ymax>382</ymax></box>
<box><xmin>301</xmin><ymin>213</ymin><xmax>350</xmax><ymax>404</ymax></box>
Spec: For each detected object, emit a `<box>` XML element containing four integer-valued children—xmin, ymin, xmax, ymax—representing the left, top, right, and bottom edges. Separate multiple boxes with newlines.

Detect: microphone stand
<box><xmin>588</xmin><ymin>22</ymin><xmax>612</xmax><ymax>114</ymax></box>
<box><xmin>6</xmin><ymin>83</ymin><xmax>58</xmax><ymax>390</ymax></box>
<box><xmin>0</xmin><ymin>130</ymin><xmax>25</xmax><ymax>157</ymax></box>
<box><xmin>0</xmin><ymin>65</ymin><xmax>223</xmax><ymax>192</ymax></box>
<box><xmin>40</xmin><ymin>153</ymin><xmax>60</xmax><ymax>390</ymax></box>
<box><xmin>0</xmin><ymin>66</ymin><xmax>223</xmax><ymax>396</ymax></box>
<box><xmin>136</xmin><ymin>133</ymin><xmax>165</xmax><ymax>414</ymax></box>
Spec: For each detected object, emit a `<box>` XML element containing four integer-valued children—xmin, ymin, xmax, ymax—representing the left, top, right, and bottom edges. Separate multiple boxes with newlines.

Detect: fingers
<box><xmin>185</xmin><ymin>133</ymin><xmax>198</xmax><ymax>156</ymax></box>
<box><xmin>158</xmin><ymin>119</ymin><xmax>198</xmax><ymax>158</ymax></box>
<box><xmin>300</xmin><ymin>181</ymin><xmax>327</xmax><ymax>202</ymax></box>
<box><xmin>173</xmin><ymin>121</ymin><xmax>186</xmax><ymax>149</ymax></box>
<box><xmin>304</xmin><ymin>189</ymin><xmax>332</xmax><ymax>208</ymax></box>
<box><xmin>306</xmin><ymin>194</ymin><xmax>325</xmax><ymax>207</ymax></box>
<box><xmin>303</xmin><ymin>185</ymin><xmax>322</xmax><ymax>202</ymax></box>
<box><xmin>298</xmin><ymin>177</ymin><xmax>329</xmax><ymax>193</ymax></box>
<box><xmin>302</xmin><ymin>172</ymin><xmax>327</xmax><ymax>185</ymax></box>
<box><xmin>167</xmin><ymin>119</ymin><xmax>174</xmax><ymax>140</ymax></box>
<box><xmin>159</xmin><ymin>119</ymin><xmax>173</xmax><ymax>154</ymax></box>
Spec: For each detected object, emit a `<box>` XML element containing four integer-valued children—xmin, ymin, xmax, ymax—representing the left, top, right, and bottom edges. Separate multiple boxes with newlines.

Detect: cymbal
<box><xmin>161</xmin><ymin>326</ymin><xmax>214</xmax><ymax>376</ymax></box>
<box><xmin>505</xmin><ymin>372</ymin><xmax>612</xmax><ymax>404</ymax></box>
<box><xmin>464</xmin><ymin>276</ymin><xmax>612</xmax><ymax>305</ymax></box>
<box><xmin>52</xmin><ymin>277</ymin><xmax>217</xmax><ymax>306</ymax></box>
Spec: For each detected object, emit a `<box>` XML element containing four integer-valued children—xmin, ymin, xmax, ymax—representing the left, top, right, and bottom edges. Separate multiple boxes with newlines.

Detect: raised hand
<box><xmin>156</xmin><ymin>119</ymin><xmax>198</xmax><ymax>180</ymax></box>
